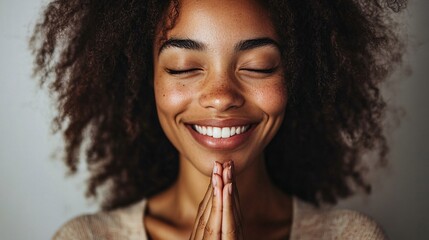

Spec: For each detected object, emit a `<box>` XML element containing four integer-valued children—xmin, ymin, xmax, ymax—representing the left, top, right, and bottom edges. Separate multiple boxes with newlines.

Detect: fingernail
<box><xmin>212</xmin><ymin>174</ymin><xmax>217</xmax><ymax>187</ymax></box>
<box><xmin>213</xmin><ymin>162</ymin><xmax>218</xmax><ymax>174</ymax></box>
<box><xmin>228</xmin><ymin>183</ymin><xmax>232</xmax><ymax>195</ymax></box>
<box><xmin>227</xmin><ymin>166</ymin><xmax>232</xmax><ymax>180</ymax></box>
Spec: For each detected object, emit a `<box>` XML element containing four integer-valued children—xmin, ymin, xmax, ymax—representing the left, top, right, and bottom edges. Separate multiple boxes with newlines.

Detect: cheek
<box><xmin>154</xmin><ymin>78</ymin><xmax>191</xmax><ymax>119</ymax></box>
<box><xmin>255</xmin><ymin>81</ymin><xmax>288</xmax><ymax>116</ymax></box>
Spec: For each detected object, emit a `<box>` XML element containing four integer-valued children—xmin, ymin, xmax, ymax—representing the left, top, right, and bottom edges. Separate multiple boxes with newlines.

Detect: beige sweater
<box><xmin>53</xmin><ymin>198</ymin><xmax>388</xmax><ymax>239</ymax></box>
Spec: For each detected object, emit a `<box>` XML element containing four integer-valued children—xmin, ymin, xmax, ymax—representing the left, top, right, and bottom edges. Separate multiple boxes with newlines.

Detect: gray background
<box><xmin>0</xmin><ymin>0</ymin><xmax>428</xmax><ymax>239</ymax></box>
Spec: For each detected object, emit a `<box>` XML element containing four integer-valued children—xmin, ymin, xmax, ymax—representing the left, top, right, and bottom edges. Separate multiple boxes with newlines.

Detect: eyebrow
<box><xmin>235</xmin><ymin>38</ymin><xmax>280</xmax><ymax>52</ymax></box>
<box><xmin>158</xmin><ymin>37</ymin><xmax>280</xmax><ymax>55</ymax></box>
<box><xmin>158</xmin><ymin>38</ymin><xmax>206</xmax><ymax>55</ymax></box>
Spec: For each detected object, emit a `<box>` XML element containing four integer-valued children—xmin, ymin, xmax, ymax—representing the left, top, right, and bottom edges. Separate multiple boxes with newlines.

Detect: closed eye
<box><xmin>165</xmin><ymin>68</ymin><xmax>201</xmax><ymax>75</ymax></box>
<box><xmin>240</xmin><ymin>67</ymin><xmax>277</xmax><ymax>74</ymax></box>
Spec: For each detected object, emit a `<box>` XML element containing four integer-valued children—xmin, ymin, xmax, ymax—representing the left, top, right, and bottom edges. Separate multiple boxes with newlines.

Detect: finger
<box><xmin>190</xmin><ymin>187</ymin><xmax>213</xmax><ymax>239</ymax></box>
<box><xmin>194</xmin><ymin>162</ymin><xmax>223</xmax><ymax>239</ymax></box>
<box><xmin>230</xmin><ymin>161</ymin><xmax>242</xmax><ymax>221</ymax></box>
<box><xmin>190</xmin><ymin>162</ymin><xmax>216</xmax><ymax>239</ymax></box>
<box><xmin>222</xmin><ymin>183</ymin><xmax>239</xmax><ymax>239</ymax></box>
<box><xmin>203</xmin><ymin>164</ymin><xmax>223</xmax><ymax>239</ymax></box>
<box><xmin>222</xmin><ymin>161</ymin><xmax>232</xmax><ymax>185</ymax></box>
<box><xmin>222</xmin><ymin>161</ymin><xmax>243</xmax><ymax>239</ymax></box>
<box><xmin>197</xmin><ymin>167</ymin><xmax>215</xmax><ymax>217</ymax></box>
<box><xmin>230</xmin><ymin>162</ymin><xmax>244</xmax><ymax>239</ymax></box>
<box><xmin>194</xmin><ymin>195</ymin><xmax>213</xmax><ymax>239</ymax></box>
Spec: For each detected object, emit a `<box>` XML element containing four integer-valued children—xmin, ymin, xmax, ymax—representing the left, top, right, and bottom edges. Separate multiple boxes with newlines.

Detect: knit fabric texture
<box><xmin>53</xmin><ymin>198</ymin><xmax>388</xmax><ymax>240</ymax></box>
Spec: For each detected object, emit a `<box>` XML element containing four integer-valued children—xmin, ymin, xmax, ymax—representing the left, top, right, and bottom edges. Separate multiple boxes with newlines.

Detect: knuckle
<box><xmin>211</xmin><ymin>203</ymin><xmax>219</xmax><ymax>212</ymax></box>
<box><xmin>198</xmin><ymin>202</ymin><xmax>204</xmax><ymax>213</ymax></box>
<box><xmin>204</xmin><ymin>225</ymin><xmax>214</xmax><ymax>236</ymax></box>
<box><xmin>222</xmin><ymin>229</ymin><xmax>237</xmax><ymax>237</ymax></box>
<box><xmin>198</xmin><ymin>218</ymin><xmax>207</xmax><ymax>230</ymax></box>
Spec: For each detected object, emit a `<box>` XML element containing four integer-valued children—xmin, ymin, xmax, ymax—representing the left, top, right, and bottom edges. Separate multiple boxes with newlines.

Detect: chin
<box><xmin>185</xmin><ymin>150</ymin><xmax>263</xmax><ymax>177</ymax></box>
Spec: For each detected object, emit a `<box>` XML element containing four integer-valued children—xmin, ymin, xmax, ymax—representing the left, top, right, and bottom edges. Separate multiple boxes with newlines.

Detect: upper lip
<box><xmin>186</xmin><ymin>118</ymin><xmax>258</xmax><ymax>127</ymax></box>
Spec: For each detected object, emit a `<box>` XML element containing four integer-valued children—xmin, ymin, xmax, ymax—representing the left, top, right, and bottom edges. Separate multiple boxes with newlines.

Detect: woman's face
<box><xmin>153</xmin><ymin>0</ymin><xmax>287</xmax><ymax>176</ymax></box>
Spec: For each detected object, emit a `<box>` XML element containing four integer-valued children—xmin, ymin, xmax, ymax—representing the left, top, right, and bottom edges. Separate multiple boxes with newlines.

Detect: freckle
<box><xmin>163</xmin><ymin>94</ymin><xmax>165</xmax><ymax>97</ymax></box>
<box><xmin>182</xmin><ymin>84</ymin><xmax>185</xmax><ymax>87</ymax></box>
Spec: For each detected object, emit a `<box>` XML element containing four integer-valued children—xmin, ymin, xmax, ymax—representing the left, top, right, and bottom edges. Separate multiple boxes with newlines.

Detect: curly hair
<box><xmin>30</xmin><ymin>0</ymin><xmax>406</xmax><ymax>210</ymax></box>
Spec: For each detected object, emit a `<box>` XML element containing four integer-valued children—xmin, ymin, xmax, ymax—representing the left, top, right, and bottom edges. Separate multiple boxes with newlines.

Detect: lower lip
<box><xmin>187</xmin><ymin>125</ymin><xmax>255</xmax><ymax>151</ymax></box>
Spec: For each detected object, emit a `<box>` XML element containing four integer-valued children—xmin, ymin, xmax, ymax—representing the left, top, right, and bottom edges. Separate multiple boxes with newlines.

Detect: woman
<box><xmin>31</xmin><ymin>0</ymin><xmax>406</xmax><ymax>239</ymax></box>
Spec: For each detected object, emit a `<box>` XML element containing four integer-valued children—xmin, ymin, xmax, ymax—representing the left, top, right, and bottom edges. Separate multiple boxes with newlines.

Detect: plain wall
<box><xmin>0</xmin><ymin>0</ymin><xmax>428</xmax><ymax>239</ymax></box>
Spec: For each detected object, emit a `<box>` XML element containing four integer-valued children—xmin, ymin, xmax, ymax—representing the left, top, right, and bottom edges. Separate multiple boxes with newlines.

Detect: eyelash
<box><xmin>240</xmin><ymin>67</ymin><xmax>277</xmax><ymax>74</ymax></box>
<box><xmin>166</xmin><ymin>68</ymin><xmax>201</xmax><ymax>75</ymax></box>
<box><xmin>166</xmin><ymin>67</ymin><xmax>277</xmax><ymax>75</ymax></box>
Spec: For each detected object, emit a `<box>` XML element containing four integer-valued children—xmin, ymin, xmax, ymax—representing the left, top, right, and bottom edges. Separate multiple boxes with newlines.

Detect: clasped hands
<box><xmin>190</xmin><ymin>161</ymin><xmax>244</xmax><ymax>240</ymax></box>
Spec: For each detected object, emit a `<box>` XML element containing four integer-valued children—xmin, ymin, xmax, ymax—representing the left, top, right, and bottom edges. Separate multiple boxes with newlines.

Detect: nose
<box><xmin>198</xmin><ymin>73</ymin><xmax>244</xmax><ymax>112</ymax></box>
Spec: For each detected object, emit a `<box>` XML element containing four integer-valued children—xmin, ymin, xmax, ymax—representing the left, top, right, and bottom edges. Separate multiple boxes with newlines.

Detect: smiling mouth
<box><xmin>192</xmin><ymin>125</ymin><xmax>251</xmax><ymax>139</ymax></box>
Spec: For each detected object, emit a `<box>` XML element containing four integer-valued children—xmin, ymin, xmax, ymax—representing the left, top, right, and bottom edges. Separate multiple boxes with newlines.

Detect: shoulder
<box><xmin>321</xmin><ymin>209</ymin><xmax>388</xmax><ymax>239</ymax></box>
<box><xmin>292</xmin><ymin>198</ymin><xmax>388</xmax><ymax>240</ymax></box>
<box><xmin>52</xmin><ymin>199</ymin><xmax>147</xmax><ymax>240</ymax></box>
<box><xmin>52</xmin><ymin>213</ymin><xmax>116</xmax><ymax>240</ymax></box>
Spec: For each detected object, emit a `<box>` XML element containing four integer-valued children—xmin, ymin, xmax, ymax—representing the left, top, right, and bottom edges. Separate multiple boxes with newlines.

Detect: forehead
<box><xmin>157</xmin><ymin>0</ymin><xmax>278</xmax><ymax>47</ymax></box>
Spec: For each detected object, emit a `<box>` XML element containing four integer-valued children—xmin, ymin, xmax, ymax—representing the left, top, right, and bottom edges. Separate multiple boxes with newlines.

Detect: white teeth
<box><xmin>193</xmin><ymin>125</ymin><xmax>250</xmax><ymax>139</ymax></box>
<box><xmin>221</xmin><ymin>127</ymin><xmax>230</xmax><ymax>138</ymax></box>
<box><xmin>236</xmin><ymin>127</ymin><xmax>241</xmax><ymax>134</ymax></box>
<box><xmin>213</xmin><ymin>127</ymin><xmax>222</xmax><ymax>138</ymax></box>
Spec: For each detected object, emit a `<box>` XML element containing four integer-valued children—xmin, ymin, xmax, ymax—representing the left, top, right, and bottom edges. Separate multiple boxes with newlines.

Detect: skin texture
<box><xmin>31</xmin><ymin>0</ymin><xmax>407</xmax><ymax>222</ymax></box>
<box><xmin>26</xmin><ymin>0</ymin><xmax>408</xmax><ymax>235</ymax></box>
<box><xmin>29</xmin><ymin>0</ymin><xmax>407</xmax><ymax>238</ymax></box>
<box><xmin>146</xmin><ymin>0</ymin><xmax>291</xmax><ymax>238</ymax></box>
<box><xmin>154</xmin><ymin>0</ymin><xmax>286</xmax><ymax>179</ymax></box>
<box><xmin>29</xmin><ymin>0</ymin><xmax>406</xmax><ymax>238</ymax></box>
